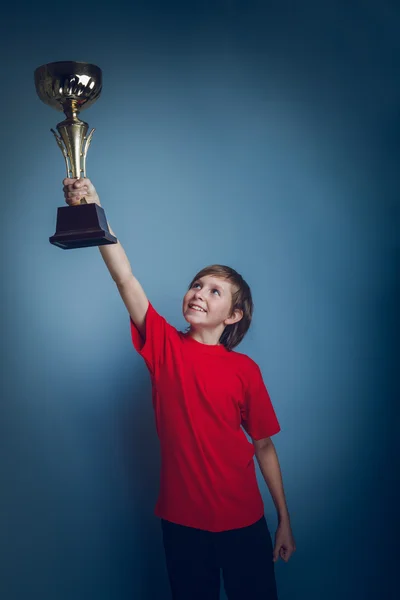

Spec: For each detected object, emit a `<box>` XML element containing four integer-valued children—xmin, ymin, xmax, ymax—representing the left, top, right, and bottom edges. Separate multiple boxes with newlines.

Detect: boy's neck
<box><xmin>187</xmin><ymin>326</ymin><xmax>223</xmax><ymax>346</ymax></box>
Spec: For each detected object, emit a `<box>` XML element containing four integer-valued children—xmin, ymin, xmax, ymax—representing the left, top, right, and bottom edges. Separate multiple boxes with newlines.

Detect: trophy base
<box><xmin>49</xmin><ymin>204</ymin><xmax>118</xmax><ymax>250</ymax></box>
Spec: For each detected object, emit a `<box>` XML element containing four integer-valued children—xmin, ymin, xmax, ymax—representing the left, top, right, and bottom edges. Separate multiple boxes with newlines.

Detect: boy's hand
<box><xmin>273</xmin><ymin>521</ymin><xmax>296</xmax><ymax>563</ymax></box>
<box><xmin>63</xmin><ymin>177</ymin><xmax>101</xmax><ymax>207</ymax></box>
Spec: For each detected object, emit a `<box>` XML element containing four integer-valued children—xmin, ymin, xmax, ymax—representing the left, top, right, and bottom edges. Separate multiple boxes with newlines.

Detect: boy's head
<box><xmin>182</xmin><ymin>265</ymin><xmax>253</xmax><ymax>351</ymax></box>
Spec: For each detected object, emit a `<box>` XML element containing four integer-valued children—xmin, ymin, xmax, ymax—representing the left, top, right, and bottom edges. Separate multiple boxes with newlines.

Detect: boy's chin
<box><xmin>183</xmin><ymin>313</ymin><xmax>197</xmax><ymax>325</ymax></box>
<box><xmin>183</xmin><ymin>312</ymin><xmax>205</xmax><ymax>325</ymax></box>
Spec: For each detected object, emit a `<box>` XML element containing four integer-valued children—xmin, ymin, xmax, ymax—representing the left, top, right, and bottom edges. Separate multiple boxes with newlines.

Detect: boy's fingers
<box><xmin>61</xmin><ymin>177</ymin><xmax>98</xmax><ymax>205</ymax></box>
<box><xmin>63</xmin><ymin>186</ymin><xmax>87</xmax><ymax>195</ymax></box>
<box><xmin>73</xmin><ymin>177</ymin><xmax>92</xmax><ymax>188</ymax></box>
<box><xmin>62</xmin><ymin>178</ymin><xmax>91</xmax><ymax>194</ymax></box>
<box><xmin>62</xmin><ymin>177</ymin><xmax>92</xmax><ymax>188</ymax></box>
<box><xmin>66</xmin><ymin>190</ymin><xmax>86</xmax><ymax>197</ymax></box>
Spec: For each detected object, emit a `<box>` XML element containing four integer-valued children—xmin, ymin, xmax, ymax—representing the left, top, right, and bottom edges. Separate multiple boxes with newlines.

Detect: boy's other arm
<box><xmin>63</xmin><ymin>177</ymin><xmax>149</xmax><ymax>338</ymax></box>
<box><xmin>253</xmin><ymin>437</ymin><xmax>296</xmax><ymax>562</ymax></box>
<box><xmin>253</xmin><ymin>437</ymin><xmax>289</xmax><ymax>522</ymax></box>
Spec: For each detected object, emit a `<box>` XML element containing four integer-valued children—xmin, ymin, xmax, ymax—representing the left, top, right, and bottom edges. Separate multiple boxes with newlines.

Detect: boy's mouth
<box><xmin>188</xmin><ymin>303</ymin><xmax>207</xmax><ymax>313</ymax></box>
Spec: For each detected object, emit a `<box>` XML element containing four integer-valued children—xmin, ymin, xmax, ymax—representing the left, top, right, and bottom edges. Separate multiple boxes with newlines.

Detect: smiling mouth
<box><xmin>188</xmin><ymin>303</ymin><xmax>207</xmax><ymax>313</ymax></box>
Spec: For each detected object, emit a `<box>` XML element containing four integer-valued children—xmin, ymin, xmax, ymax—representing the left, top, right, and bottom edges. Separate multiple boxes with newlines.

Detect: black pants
<box><xmin>161</xmin><ymin>516</ymin><xmax>278</xmax><ymax>600</ymax></box>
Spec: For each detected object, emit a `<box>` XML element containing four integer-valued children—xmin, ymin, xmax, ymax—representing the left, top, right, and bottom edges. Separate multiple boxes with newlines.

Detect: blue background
<box><xmin>0</xmin><ymin>1</ymin><xmax>398</xmax><ymax>599</ymax></box>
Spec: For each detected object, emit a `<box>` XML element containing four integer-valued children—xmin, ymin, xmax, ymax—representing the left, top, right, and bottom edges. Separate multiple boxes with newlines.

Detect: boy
<box><xmin>63</xmin><ymin>177</ymin><xmax>296</xmax><ymax>599</ymax></box>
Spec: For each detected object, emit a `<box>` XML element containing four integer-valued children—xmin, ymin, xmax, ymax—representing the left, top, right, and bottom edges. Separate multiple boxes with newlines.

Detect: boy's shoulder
<box><xmin>228</xmin><ymin>348</ymin><xmax>260</xmax><ymax>373</ymax></box>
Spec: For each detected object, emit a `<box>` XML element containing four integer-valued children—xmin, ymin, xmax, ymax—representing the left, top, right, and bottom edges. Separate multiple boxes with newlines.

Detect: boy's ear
<box><xmin>224</xmin><ymin>309</ymin><xmax>243</xmax><ymax>326</ymax></box>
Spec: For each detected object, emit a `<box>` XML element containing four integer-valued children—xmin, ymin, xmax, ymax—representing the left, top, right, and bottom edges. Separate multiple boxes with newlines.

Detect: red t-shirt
<box><xmin>130</xmin><ymin>302</ymin><xmax>281</xmax><ymax>532</ymax></box>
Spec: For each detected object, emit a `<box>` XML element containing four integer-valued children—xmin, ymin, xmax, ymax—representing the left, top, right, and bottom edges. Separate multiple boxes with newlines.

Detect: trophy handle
<box><xmin>81</xmin><ymin>128</ymin><xmax>95</xmax><ymax>178</ymax></box>
<box><xmin>51</xmin><ymin>128</ymin><xmax>71</xmax><ymax>177</ymax></box>
<box><xmin>79</xmin><ymin>128</ymin><xmax>95</xmax><ymax>204</ymax></box>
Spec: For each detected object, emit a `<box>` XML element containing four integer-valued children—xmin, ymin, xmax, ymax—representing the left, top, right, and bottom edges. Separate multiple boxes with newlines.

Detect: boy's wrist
<box><xmin>277</xmin><ymin>509</ymin><xmax>290</xmax><ymax>524</ymax></box>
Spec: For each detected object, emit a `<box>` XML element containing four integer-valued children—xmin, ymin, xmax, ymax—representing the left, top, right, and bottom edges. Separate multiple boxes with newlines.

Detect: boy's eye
<box><xmin>192</xmin><ymin>283</ymin><xmax>201</xmax><ymax>289</ymax></box>
<box><xmin>212</xmin><ymin>289</ymin><xmax>220</xmax><ymax>296</ymax></box>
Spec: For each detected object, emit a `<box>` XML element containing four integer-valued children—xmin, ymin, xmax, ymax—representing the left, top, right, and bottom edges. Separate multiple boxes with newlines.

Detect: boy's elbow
<box><xmin>252</xmin><ymin>436</ymin><xmax>273</xmax><ymax>453</ymax></box>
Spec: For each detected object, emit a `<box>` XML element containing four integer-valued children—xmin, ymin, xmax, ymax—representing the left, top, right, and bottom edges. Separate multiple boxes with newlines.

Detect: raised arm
<box><xmin>63</xmin><ymin>177</ymin><xmax>149</xmax><ymax>338</ymax></box>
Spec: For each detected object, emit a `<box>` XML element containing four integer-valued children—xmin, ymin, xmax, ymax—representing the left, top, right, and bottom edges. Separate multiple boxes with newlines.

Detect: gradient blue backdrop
<box><xmin>0</xmin><ymin>1</ymin><xmax>398</xmax><ymax>599</ymax></box>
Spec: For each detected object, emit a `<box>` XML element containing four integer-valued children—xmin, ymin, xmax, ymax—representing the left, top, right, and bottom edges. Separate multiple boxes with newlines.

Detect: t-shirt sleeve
<box><xmin>130</xmin><ymin>302</ymin><xmax>172</xmax><ymax>377</ymax></box>
<box><xmin>241</xmin><ymin>361</ymin><xmax>281</xmax><ymax>440</ymax></box>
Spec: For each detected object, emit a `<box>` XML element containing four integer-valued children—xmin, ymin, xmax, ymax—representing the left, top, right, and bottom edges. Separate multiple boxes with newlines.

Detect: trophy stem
<box><xmin>50</xmin><ymin>98</ymin><xmax>91</xmax><ymax>180</ymax></box>
<box><xmin>63</xmin><ymin>99</ymin><xmax>80</xmax><ymax>121</ymax></box>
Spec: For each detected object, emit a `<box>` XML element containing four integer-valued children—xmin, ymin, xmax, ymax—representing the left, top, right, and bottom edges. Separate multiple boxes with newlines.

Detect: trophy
<box><xmin>34</xmin><ymin>61</ymin><xmax>117</xmax><ymax>249</ymax></box>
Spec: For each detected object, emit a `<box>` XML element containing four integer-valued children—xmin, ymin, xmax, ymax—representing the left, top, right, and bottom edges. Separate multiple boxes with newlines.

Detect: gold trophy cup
<box><xmin>34</xmin><ymin>61</ymin><xmax>117</xmax><ymax>249</ymax></box>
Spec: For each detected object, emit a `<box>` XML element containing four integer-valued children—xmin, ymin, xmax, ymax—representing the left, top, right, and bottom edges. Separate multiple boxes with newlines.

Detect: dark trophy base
<box><xmin>49</xmin><ymin>203</ymin><xmax>118</xmax><ymax>250</ymax></box>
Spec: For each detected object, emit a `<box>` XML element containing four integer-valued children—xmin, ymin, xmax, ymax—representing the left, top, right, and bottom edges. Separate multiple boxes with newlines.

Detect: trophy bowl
<box><xmin>34</xmin><ymin>61</ymin><xmax>102</xmax><ymax>113</ymax></box>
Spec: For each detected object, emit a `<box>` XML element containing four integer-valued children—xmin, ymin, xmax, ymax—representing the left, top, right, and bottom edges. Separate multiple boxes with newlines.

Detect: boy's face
<box><xmin>182</xmin><ymin>275</ymin><xmax>242</xmax><ymax>330</ymax></box>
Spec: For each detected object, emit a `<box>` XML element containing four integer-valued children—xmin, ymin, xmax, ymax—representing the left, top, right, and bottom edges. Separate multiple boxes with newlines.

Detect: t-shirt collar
<box><xmin>181</xmin><ymin>332</ymin><xmax>228</xmax><ymax>354</ymax></box>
